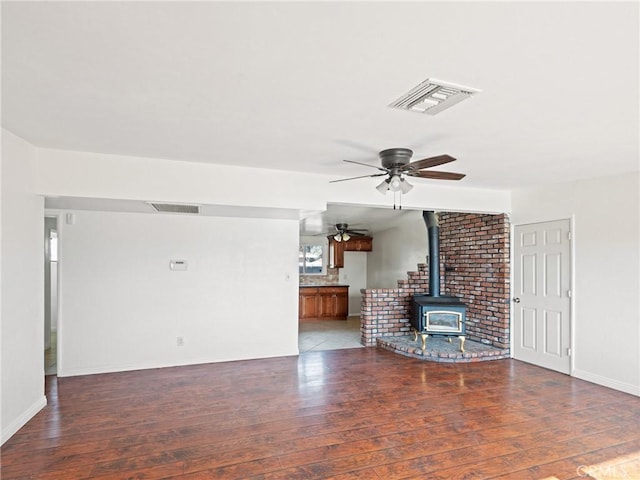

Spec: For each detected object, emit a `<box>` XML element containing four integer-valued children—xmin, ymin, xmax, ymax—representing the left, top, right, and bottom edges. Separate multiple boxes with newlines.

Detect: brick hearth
<box><xmin>377</xmin><ymin>336</ymin><xmax>510</xmax><ymax>363</ymax></box>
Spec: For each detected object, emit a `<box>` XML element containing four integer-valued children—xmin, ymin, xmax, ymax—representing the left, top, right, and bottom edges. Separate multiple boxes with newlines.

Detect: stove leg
<box><xmin>459</xmin><ymin>336</ymin><xmax>466</xmax><ymax>353</ymax></box>
<box><xmin>412</xmin><ymin>329</ymin><xmax>418</xmax><ymax>342</ymax></box>
<box><xmin>447</xmin><ymin>337</ymin><xmax>452</xmax><ymax>343</ymax></box>
<box><xmin>420</xmin><ymin>333</ymin><xmax>428</xmax><ymax>351</ymax></box>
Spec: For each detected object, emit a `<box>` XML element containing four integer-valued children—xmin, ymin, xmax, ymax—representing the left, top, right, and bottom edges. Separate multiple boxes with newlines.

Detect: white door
<box><xmin>513</xmin><ymin>219</ymin><xmax>571</xmax><ymax>374</ymax></box>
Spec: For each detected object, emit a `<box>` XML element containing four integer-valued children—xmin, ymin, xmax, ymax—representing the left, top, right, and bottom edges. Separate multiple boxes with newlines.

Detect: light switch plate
<box><xmin>170</xmin><ymin>260</ymin><xmax>188</xmax><ymax>271</ymax></box>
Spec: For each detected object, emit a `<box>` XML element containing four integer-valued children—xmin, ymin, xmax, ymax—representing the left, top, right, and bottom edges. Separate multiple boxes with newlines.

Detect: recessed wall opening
<box><xmin>44</xmin><ymin>216</ymin><xmax>59</xmax><ymax>376</ymax></box>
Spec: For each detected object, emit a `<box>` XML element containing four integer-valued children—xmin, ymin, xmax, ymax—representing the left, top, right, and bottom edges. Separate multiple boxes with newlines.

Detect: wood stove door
<box><xmin>513</xmin><ymin>219</ymin><xmax>571</xmax><ymax>374</ymax></box>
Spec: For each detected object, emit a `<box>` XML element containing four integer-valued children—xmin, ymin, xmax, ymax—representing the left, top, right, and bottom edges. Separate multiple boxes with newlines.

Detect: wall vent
<box><xmin>389</xmin><ymin>78</ymin><xmax>480</xmax><ymax>115</ymax></box>
<box><xmin>150</xmin><ymin>203</ymin><xmax>200</xmax><ymax>214</ymax></box>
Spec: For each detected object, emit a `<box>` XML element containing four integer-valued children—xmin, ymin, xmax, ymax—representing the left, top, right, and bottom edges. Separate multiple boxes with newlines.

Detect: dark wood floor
<box><xmin>2</xmin><ymin>348</ymin><xmax>639</xmax><ymax>480</ymax></box>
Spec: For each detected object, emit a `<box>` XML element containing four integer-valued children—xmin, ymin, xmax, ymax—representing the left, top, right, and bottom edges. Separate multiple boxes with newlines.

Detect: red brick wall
<box><xmin>360</xmin><ymin>266</ymin><xmax>428</xmax><ymax>346</ymax></box>
<box><xmin>439</xmin><ymin>212</ymin><xmax>511</xmax><ymax>348</ymax></box>
<box><xmin>360</xmin><ymin>212</ymin><xmax>510</xmax><ymax>349</ymax></box>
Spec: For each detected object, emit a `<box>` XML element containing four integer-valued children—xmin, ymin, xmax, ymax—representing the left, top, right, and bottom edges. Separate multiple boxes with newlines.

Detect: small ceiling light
<box><xmin>334</xmin><ymin>233</ymin><xmax>342</xmax><ymax>242</ymax></box>
<box><xmin>342</xmin><ymin>232</ymin><xmax>350</xmax><ymax>242</ymax></box>
<box><xmin>399</xmin><ymin>178</ymin><xmax>413</xmax><ymax>194</ymax></box>
<box><xmin>376</xmin><ymin>178</ymin><xmax>390</xmax><ymax>194</ymax></box>
<box><xmin>389</xmin><ymin>175</ymin><xmax>403</xmax><ymax>192</ymax></box>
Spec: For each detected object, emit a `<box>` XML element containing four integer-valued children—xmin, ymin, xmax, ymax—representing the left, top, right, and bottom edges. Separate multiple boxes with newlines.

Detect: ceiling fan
<box><xmin>330</xmin><ymin>148</ymin><xmax>466</xmax><ymax>194</ymax></box>
<box><xmin>317</xmin><ymin>223</ymin><xmax>369</xmax><ymax>242</ymax></box>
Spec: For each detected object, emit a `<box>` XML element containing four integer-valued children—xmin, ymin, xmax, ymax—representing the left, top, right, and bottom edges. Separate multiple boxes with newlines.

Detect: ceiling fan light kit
<box><xmin>376</xmin><ymin>176</ymin><xmax>413</xmax><ymax>195</ymax></box>
<box><xmin>318</xmin><ymin>223</ymin><xmax>368</xmax><ymax>242</ymax></box>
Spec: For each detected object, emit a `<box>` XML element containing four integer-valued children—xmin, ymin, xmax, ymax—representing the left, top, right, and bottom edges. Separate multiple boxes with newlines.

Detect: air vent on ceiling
<box><xmin>389</xmin><ymin>78</ymin><xmax>480</xmax><ymax>115</ymax></box>
<box><xmin>150</xmin><ymin>203</ymin><xmax>200</xmax><ymax>214</ymax></box>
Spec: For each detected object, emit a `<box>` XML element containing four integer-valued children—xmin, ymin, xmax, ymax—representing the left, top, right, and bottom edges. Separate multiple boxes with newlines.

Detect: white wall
<box><xmin>367</xmin><ymin>210</ymin><xmax>428</xmax><ymax>289</ymax></box>
<box><xmin>511</xmin><ymin>172</ymin><xmax>640</xmax><ymax>395</ymax></box>
<box><xmin>57</xmin><ymin>210</ymin><xmax>299</xmax><ymax>376</ymax></box>
<box><xmin>1</xmin><ymin>129</ymin><xmax>46</xmax><ymax>444</ymax></box>
<box><xmin>339</xmin><ymin>252</ymin><xmax>367</xmax><ymax>315</ymax></box>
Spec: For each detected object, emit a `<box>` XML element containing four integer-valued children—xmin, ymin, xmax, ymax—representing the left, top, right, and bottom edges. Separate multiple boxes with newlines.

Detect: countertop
<box><xmin>299</xmin><ymin>284</ymin><xmax>349</xmax><ymax>288</ymax></box>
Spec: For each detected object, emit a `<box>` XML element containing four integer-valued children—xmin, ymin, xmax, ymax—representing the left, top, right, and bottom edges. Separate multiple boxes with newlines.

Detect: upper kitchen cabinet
<box><xmin>344</xmin><ymin>236</ymin><xmax>372</xmax><ymax>252</ymax></box>
<box><xmin>329</xmin><ymin>236</ymin><xmax>372</xmax><ymax>268</ymax></box>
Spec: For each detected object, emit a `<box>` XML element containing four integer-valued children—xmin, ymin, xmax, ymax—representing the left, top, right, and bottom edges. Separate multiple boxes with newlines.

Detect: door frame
<box><xmin>510</xmin><ymin>215</ymin><xmax>576</xmax><ymax>375</ymax></box>
<box><xmin>44</xmin><ymin>211</ymin><xmax>64</xmax><ymax>377</ymax></box>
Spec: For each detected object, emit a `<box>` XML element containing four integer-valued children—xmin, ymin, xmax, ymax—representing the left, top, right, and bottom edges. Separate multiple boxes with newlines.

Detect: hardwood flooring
<box><xmin>1</xmin><ymin>348</ymin><xmax>639</xmax><ymax>479</ymax></box>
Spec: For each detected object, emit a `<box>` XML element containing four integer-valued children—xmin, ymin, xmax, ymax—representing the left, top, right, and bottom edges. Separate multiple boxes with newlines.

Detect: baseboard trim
<box><xmin>57</xmin><ymin>350</ymin><xmax>301</xmax><ymax>378</ymax></box>
<box><xmin>572</xmin><ymin>369</ymin><xmax>640</xmax><ymax>396</ymax></box>
<box><xmin>1</xmin><ymin>395</ymin><xmax>47</xmax><ymax>445</ymax></box>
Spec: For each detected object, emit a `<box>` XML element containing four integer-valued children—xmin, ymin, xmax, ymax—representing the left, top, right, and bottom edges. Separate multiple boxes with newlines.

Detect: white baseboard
<box><xmin>572</xmin><ymin>369</ymin><xmax>640</xmax><ymax>396</ymax></box>
<box><xmin>1</xmin><ymin>395</ymin><xmax>47</xmax><ymax>445</ymax></box>
<box><xmin>58</xmin><ymin>349</ymin><xmax>301</xmax><ymax>378</ymax></box>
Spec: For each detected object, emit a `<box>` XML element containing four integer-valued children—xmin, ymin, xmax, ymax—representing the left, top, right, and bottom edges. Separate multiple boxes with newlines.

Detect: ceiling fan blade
<box><xmin>407</xmin><ymin>170</ymin><xmax>466</xmax><ymax>180</ymax></box>
<box><xmin>343</xmin><ymin>159</ymin><xmax>389</xmax><ymax>172</ymax></box>
<box><xmin>403</xmin><ymin>154</ymin><xmax>456</xmax><ymax>171</ymax></box>
<box><xmin>345</xmin><ymin>231</ymin><xmax>367</xmax><ymax>237</ymax></box>
<box><xmin>329</xmin><ymin>173</ymin><xmax>387</xmax><ymax>183</ymax></box>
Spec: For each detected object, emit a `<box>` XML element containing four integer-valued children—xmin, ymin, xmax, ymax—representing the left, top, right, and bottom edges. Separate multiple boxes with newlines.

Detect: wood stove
<box><xmin>411</xmin><ymin>211</ymin><xmax>467</xmax><ymax>352</ymax></box>
<box><xmin>412</xmin><ymin>296</ymin><xmax>466</xmax><ymax>351</ymax></box>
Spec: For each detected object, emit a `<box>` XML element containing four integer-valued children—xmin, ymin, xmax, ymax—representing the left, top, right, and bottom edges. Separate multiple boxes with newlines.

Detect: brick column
<box><xmin>439</xmin><ymin>212</ymin><xmax>511</xmax><ymax>348</ymax></box>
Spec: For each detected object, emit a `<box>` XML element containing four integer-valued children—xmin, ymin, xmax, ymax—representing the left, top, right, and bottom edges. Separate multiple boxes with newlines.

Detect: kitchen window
<box><xmin>299</xmin><ymin>244</ymin><xmax>325</xmax><ymax>275</ymax></box>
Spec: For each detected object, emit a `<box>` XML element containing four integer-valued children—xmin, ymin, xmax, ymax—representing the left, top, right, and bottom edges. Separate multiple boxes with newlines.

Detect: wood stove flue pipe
<box><xmin>423</xmin><ymin>211</ymin><xmax>440</xmax><ymax>297</ymax></box>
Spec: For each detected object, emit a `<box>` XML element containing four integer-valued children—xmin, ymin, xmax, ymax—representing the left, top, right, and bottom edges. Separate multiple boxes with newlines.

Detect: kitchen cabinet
<box><xmin>299</xmin><ymin>286</ymin><xmax>349</xmax><ymax>320</ymax></box>
<box><xmin>331</xmin><ymin>239</ymin><xmax>346</xmax><ymax>268</ymax></box>
<box><xmin>344</xmin><ymin>236</ymin><xmax>373</xmax><ymax>252</ymax></box>
<box><xmin>299</xmin><ymin>288</ymin><xmax>320</xmax><ymax>318</ymax></box>
<box><xmin>329</xmin><ymin>236</ymin><xmax>372</xmax><ymax>268</ymax></box>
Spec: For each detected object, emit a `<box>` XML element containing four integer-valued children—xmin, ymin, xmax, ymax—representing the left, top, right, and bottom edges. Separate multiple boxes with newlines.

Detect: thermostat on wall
<box><xmin>170</xmin><ymin>260</ymin><xmax>188</xmax><ymax>271</ymax></box>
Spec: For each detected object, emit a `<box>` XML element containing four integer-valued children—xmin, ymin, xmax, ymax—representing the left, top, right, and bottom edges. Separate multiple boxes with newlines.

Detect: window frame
<box><xmin>299</xmin><ymin>241</ymin><xmax>327</xmax><ymax>275</ymax></box>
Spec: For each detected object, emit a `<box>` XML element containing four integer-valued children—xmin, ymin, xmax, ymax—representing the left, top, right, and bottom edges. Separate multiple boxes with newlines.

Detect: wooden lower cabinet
<box><xmin>299</xmin><ymin>286</ymin><xmax>349</xmax><ymax>320</ymax></box>
<box><xmin>299</xmin><ymin>290</ymin><xmax>319</xmax><ymax>318</ymax></box>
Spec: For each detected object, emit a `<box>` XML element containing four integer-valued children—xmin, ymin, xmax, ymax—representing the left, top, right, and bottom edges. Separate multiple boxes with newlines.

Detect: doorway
<box><xmin>513</xmin><ymin>219</ymin><xmax>572</xmax><ymax>374</ymax></box>
<box><xmin>298</xmin><ymin>250</ymin><xmax>367</xmax><ymax>352</ymax></box>
<box><xmin>44</xmin><ymin>216</ymin><xmax>58</xmax><ymax>375</ymax></box>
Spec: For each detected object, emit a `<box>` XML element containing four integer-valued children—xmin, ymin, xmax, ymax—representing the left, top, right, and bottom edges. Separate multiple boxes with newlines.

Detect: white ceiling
<box><xmin>3</xmin><ymin>1</ymin><xmax>639</xmax><ymax>234</ymax></box>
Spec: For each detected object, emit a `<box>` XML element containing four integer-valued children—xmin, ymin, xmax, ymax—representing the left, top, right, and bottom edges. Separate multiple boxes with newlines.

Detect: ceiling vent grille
<box><xmin>150</xmin><ymin>203</ymin><xmax>200</xmax><ymax>214</ymax></box>
<box><xmin>389</xmin><ymin>78</ymin><xmax>480</xmax><ymax>115</ymax></box>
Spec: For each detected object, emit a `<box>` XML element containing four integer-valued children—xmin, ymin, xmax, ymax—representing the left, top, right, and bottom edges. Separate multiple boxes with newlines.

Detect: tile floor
<box><xmin>298</xmin><ymin>316</ymin><xmax>364</xmax><ymax>352</ymax></box>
